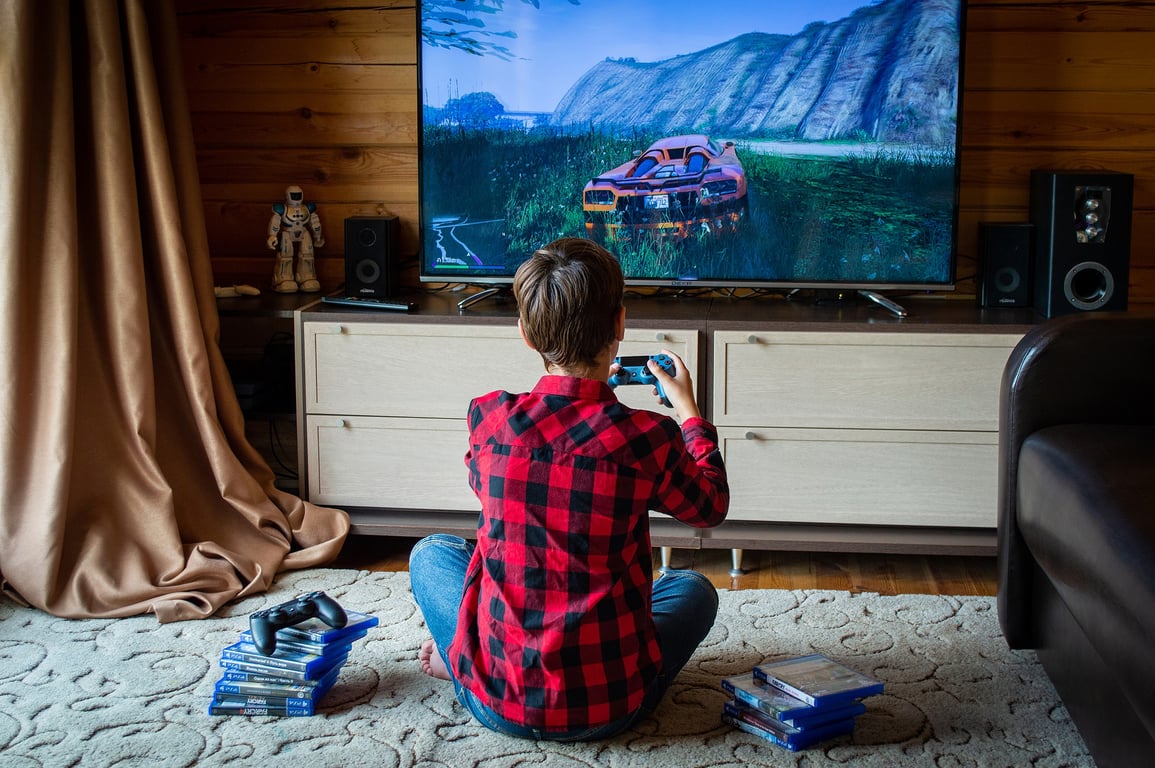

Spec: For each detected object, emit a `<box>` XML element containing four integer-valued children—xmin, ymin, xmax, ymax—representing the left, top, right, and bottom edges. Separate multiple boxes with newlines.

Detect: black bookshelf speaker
<box><xmin>344</xmin><ymin>215</ymin><xmax>398</xmax><ymax>297</ymax></box>
<box><xmin>977</xmin><ymin>222</ymin><xmax>1033</xmax><ymax>308</ymax></box>
<box><xmin>1030</xmin><ymin>170</ymin><xmax>1132</xmax><ymax>317</ymax></box>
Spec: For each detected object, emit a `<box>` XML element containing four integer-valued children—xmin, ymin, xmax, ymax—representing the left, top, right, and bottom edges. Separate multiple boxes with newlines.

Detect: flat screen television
<box><xmin>417</xmin><ymin>0</ymin><xmax>966</xmax><ymax>304</ymax></box>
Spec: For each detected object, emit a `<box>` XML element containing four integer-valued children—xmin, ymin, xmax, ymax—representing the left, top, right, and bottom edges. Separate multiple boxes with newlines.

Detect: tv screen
<box><xmin>417</xmin><ymin>0</ymin><xmax>965</xmax><ymax>293</ymax></box>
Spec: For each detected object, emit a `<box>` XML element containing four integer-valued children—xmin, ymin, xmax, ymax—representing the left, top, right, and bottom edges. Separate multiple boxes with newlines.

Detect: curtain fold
<box><xmin>0</xmin><ymin>0</ymin><xmax>349</xmax><ymax>622</ymax></box>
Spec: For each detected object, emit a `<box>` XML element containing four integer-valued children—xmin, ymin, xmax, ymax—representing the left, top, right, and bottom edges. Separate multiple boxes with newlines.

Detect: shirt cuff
<box><xmin>681</xmin><ymin>416</ymin><xmax>718</xmax><ymax>443</ymax></box>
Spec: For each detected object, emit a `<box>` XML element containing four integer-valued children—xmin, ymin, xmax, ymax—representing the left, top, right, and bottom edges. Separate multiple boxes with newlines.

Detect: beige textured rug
<box><xmin>0</xmin><ymin>568</ymin><xmax>1092</xmax><ymax>767</ymax></box>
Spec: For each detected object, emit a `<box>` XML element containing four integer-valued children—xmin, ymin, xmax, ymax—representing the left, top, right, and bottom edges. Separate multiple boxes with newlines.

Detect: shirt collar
<box><xmin>531</xmin><ymin>374</ymin><xmax>616</xmax><ymax>403</ymax></box>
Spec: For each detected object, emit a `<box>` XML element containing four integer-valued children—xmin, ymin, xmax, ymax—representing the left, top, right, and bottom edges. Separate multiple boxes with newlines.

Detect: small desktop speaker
<box><xmin>344</xmin><ymin>215</ymin><xmax>398</xmax><ymax>297</ymax></box>
<box><xmin>977</xmin><ymin>222</ymin><xmax>1033</xmax><ymax>308</ymax></box>
<box><xmin>1030</xmin><ymin>170</ymin><xmax>1132</xmax><ymax>317</ymax></box>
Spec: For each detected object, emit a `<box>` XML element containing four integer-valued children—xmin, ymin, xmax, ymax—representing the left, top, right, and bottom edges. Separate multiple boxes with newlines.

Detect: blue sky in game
<box><xmin>421</xmin><ymin>0</ymin><xmax>876</xmax><ymax>112</ymax></box>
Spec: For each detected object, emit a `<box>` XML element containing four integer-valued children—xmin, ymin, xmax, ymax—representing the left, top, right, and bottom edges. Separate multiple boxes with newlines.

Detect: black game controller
<box><xmin>609</xmin><ymin>353</ymin><xmax>676</xmax><ymax>408</ymax></box>
<box><xmin>249</xmin><ymin>591</ymin><xmax>348</xmax><ymax>656</ymax></box>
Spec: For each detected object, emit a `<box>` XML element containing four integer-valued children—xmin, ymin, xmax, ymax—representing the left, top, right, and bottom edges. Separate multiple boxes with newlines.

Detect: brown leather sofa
<box><xmin>998</xmin><ymin>312</ymin><xmax>1155</xmax><ymax>767</ymax></box>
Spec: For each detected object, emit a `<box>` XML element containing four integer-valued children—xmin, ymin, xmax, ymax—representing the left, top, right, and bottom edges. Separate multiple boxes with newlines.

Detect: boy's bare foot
<box><xmin>419</xmin><ymin>638</ymin><xmax>451</xmax><ymax>681</ymax></box>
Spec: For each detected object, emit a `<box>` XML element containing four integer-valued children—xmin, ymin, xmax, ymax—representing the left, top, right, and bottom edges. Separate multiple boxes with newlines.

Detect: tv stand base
<box><xmin>456</xmin><ymin>287</ymin><xmax>512</xmax><ymax>311</ymax></box>
<box><xmin>858</xmin><ymin>289</ymin><xmax>909</xmax><ymax>318</ymax></box>
<box><xmin>788</xmin><ymin>288</ymin><xmax>909</xmax><ymax>318</ymax></box>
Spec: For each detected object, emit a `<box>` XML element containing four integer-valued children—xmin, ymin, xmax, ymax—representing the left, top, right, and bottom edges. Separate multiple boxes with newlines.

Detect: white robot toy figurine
<box><xmin>267</xmin><ymin>185</ymin><xmax>324</xmax><ymax>293</ymax></box>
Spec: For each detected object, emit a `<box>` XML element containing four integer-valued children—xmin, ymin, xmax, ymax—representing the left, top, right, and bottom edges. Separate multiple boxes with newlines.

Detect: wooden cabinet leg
<box><xmin>730</xmin><ymin>548</ymin><xmax>744</xmax><ymax>576</ymax></box>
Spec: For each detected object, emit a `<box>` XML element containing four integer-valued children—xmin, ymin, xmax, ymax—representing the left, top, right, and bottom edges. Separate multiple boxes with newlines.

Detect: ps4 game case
<box><xmin>722</xmin><ymin>673</ymin><xmax>867</xmax><ymax>728</ymax></box>
<box><xmin>722</xmin><ymin>701</ymin><xmax>856</xmax><ymax>751</ymax></box>
<box><xmin>210</xmin><ymin>666</ymin><xmax>340</xmax><ymax>717</ymax></box>
<box><xmin>210</xmin><ymin>599</ymin><xmax>380</xmax><ymax>717</ymax></box>
<box><xmin>277</xmin><ymin>609</ymin><xmax>378</xmax><ymax>644</ymax></box>
<box><xmin>215</xmin><ymin>662</ymin><xmax>343</xmax><ymax>700</ymax></box>
<box><xmin>218</xmin><ymin>650</ymin><xmax>348</xmax><ymax>683</ymax></box>
<box><xmin>753</xmin><ymin>654</ymin><xmax>884</xmax><ymax>708</ymax></box>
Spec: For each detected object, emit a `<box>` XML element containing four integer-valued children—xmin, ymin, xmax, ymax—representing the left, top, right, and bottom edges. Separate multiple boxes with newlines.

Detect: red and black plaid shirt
<box><xmin>448</xmin><ymin>375</ymin><xmax>729</xmax><ymax>731</ymax></box>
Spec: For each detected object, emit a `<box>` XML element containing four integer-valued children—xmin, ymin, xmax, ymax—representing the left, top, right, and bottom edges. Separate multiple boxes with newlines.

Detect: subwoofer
<box><xmin>977</xmin><ymin>222</ymin><xmax>1033</xmax><ymax>308</ymax></box>
<box><xmin>344</xmin><ymin>215</ymin><xmax>398</xmax><ymax>297</ymax></box>
<box><xmin>1030</xmin><ymin>170</ymin><xmax>1132</xmax><ymax>317</ymax></box>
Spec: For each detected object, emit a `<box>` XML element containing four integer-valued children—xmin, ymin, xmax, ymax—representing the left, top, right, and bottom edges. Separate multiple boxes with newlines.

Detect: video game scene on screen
<box><xmin>418</xmin><ymin>0</ymin><xmax>964</xmax><ymax>295</ymax></box>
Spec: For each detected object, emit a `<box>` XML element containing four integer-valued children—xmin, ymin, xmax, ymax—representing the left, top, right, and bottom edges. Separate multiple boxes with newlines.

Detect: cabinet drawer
<box><xmin>302</xmin><ymin>321</ymin><xmax>697</xmax><ymax>418</ymax></box>
<box><xmin>712</xmin><ymin>331</ymin><xmax>1023</xmax><ymax>430</ymax></box>
<box><xmin>305</xmin><ymin>415</ymin><xmax>478</xmax><ymax>510</ymax></box>
<box><xmin>719</xmin><ymin>427</ymin><xmax>998</xmax><ymax>527</ymax></box>
<box><xmin>302</xmin><ymin>322</ymin><xmax>537</xmax><ymax>418</ymax></box>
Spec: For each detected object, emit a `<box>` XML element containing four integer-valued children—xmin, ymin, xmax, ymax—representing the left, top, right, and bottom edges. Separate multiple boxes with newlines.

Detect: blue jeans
<box><xmin>408</xmin><ymin>533</ymin><xmax>719</xmax><ymax>741</ymax></box>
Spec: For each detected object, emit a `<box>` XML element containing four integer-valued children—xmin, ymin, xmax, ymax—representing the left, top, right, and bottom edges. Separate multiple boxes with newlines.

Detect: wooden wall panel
<box><xmin>177</xmin><ymin>0</ymin><xmax>1154</xmax><ymax>305</ymax></box>
<box><xmin>177</xmin><ymin>0</ymin><xmax>416</xmax><ymax>287</ymax></box>
<box><xmin>959</xmin><ymin>0</ymin><xmax>1155</xmax><ymax>304</ymax></box>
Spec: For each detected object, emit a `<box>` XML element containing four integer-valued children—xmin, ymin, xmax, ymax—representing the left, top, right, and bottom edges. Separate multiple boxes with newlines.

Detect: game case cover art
<box><xmin>754</xmin><ymin>654</ymin><xmax>884</xmax><ymax>707</ymax></box>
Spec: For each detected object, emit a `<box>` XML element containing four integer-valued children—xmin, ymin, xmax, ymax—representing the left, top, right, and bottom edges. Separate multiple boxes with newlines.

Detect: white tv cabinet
<box><xmin>295</xmin><ymin>292</ymin><xmax>1037</xmax><ymax>558</ymax></box>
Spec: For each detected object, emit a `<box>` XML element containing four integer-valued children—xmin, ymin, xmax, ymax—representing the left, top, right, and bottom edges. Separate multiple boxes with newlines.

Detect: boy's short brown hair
<box><xmin>513</xmin><ymin>237</ymin><xmax>624</xmax><ymax>370</ymax></box>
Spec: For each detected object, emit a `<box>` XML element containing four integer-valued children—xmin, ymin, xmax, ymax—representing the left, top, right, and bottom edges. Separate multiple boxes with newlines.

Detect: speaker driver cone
<box><xmin>1063</xmin><ymin>261</ymin><xmax>1114</xmax><ymax>311</ymax></box>
<box><xmin>355</xmin><ymin>259</ymin><xmax>381</xmax><ymax>285</ymax></box>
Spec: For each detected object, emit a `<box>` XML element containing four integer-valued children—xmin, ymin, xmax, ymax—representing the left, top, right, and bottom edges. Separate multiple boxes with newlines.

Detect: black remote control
<box><xmin>321</xmin><ymin>295</ymin><xmax>417</xmax><ymax>312</ymax></box>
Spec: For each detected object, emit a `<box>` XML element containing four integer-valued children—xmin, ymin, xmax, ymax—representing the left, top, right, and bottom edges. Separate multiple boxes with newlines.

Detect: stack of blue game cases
<box><xmin>210</xmin><ymin>609</ymin><xmax>379</xmax><ymax>716</ymax></box>
<box><xmin>720</xmin><ymin>653</ymin><xmax>885</xmax><ymax>751</ymax></box>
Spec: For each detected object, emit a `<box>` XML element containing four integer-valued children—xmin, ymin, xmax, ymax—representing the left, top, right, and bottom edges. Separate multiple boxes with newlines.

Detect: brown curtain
<box><xmin>0</xmin><ymin>0</ymin><xmax>349</xmax><ymax>622</ymax></box>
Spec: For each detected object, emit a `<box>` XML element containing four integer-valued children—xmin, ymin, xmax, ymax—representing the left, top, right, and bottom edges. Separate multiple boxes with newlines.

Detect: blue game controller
<box><xmin>609</xmin><ymin>353</ymin><xmax>676</xmax><ymax>408</ymax></box>
<box><xmin>249</xmin><ymin>590</ymin><xmax>348</xmax><ymax>656</ymax></box>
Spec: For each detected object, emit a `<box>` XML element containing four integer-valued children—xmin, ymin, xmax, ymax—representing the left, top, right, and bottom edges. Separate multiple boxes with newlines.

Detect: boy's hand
<box><xmin>650</xmin><ymin>350</ymin><xmax>700</xmax><ymax>421</ymax></box>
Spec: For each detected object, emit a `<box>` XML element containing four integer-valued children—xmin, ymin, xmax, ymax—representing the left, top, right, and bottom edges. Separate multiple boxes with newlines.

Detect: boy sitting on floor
<box><xmin>409</xmin><ymin>237</ymin><xmax>730</xmax><ymax>741</ymax></box>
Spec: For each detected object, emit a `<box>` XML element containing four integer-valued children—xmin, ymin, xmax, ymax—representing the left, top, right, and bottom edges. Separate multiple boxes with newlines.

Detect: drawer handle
<box><xmin>656</xmin><ymin>332</ymin><xmax>668</xmax><ymax>342</ymax></box>
<box><xmin>747</xmin><ymin>335</ymin><xmax>759</xmax><ymax>344</ymax></box>
<box><xmin>745</xmin><ymin>431</ymin><xmax>758</xmax><ymax>441</ymax></box>
<box><xmin>336</xmin><ymin>419</ymin><xmax>347</xmax><ymax>428</ymax></box>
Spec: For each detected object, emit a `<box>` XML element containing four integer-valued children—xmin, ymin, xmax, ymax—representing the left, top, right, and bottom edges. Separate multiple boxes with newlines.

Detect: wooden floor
<box><xmin>330</xmin><ymin>535</ymin><xmax>997</xmax><ymax>596</ymax></box>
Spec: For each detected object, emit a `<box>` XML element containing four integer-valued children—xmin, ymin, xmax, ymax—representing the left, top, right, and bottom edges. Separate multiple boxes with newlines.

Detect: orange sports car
<box><xmin>582</xmin><ymin>134</ymin><xmax>748</xmax><ymax>241</ymax></box>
